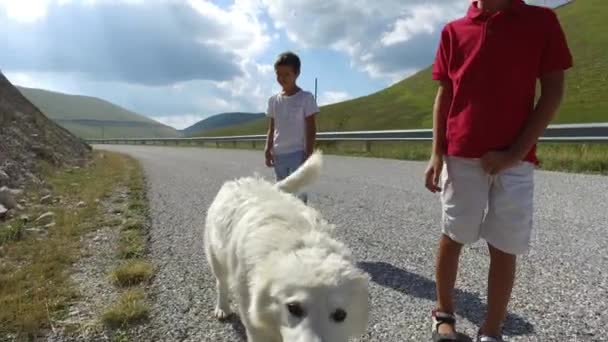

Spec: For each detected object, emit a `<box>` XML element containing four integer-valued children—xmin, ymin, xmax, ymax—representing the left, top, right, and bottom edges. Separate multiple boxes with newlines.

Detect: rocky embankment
<box><xmin>0</xmin><ymin>71</ymin><xmax>91</xmax><ymax>219</ymax></box>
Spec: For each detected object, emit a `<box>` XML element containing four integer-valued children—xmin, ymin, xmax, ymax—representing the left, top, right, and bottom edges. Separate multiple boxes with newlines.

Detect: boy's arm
<box><xmin>305</xmin><ymin>115</ymin><xmax>316</xmax><ymax>159</ymax></box>
<box><xmin>265</xmin><ymin>118</ymin><xmax>274</xmax><ymax>167</ymax></box>
<box><xmin>264</xmin><ymin>96</ymin><xmax>275</xmax><ymax>167</ymax></box>
<box><xmin>265</xmin><ymin>118</ymin><xmax>275</xmax><ymax>151</ymax></box>
<box><xmin>431</xmin><ymin>80</ymin><xmax>452</xmax><ymax>157</ymax></box>
<box><xmin>508</xmin><ymin>70</ymin><xmax>565</xmax><ymax>159</ymax></box>
<box><xmin>304</xmin><ymin>93</ymin><xmax>319</xmax><ymax>159</ymax></box>
<box><xmin>481</xmin><ymin>71</ymin><xmax>565</xmax><ymax>174</ymax></box>
<box><xmin>482</xmin><ymin>11</ymin><xmax>572</xmax><ymax>174</ymax></box>
<box><xmin>425</xmin><ymin>80</ymin><xmax>452</xmax><ymax>193</ymax></box>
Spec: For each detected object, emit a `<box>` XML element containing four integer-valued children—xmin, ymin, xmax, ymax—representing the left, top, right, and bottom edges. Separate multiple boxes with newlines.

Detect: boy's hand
<box><xmin>481</xmin><ymin>150</ymin><xmax>519</xmax><ymax>175</ymax></box>
<box><xmin>424</xmin><ymin>154</ymin><xmax>444</xmax><ymax>193</ymax></box>
<box><xmin>304</xmin><ymin>148</ymin><xmax>313</xmax><ymax>160</ymax></box>
<box><xmin>264</xmin><ymin>149</ymin><xmax>274</xmax><ymax>167</ymax></box>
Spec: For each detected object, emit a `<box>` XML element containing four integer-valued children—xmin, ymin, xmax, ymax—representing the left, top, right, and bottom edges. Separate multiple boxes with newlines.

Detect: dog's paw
<box><xmin>214</xmin><ymin>306</ymin><xmax>232</xmax><ymax>320</ymax></box>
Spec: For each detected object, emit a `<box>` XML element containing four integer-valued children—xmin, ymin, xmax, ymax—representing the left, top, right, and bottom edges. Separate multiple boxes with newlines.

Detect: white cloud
<box><xmin>0</xmin><ymin>0</ymin><xmax>279</xmax><ymax>129</ymax></box>
<box><xmin>319</xmin><ymin>91</ymin><xmax>350</xmax><ymax>106</ymax></box>
<box><xmin>381</xmin><ymin>4</ymin><xmax>455</xmax><ymax>46</ymax></box>
<box><xmin>259</xmin><ymin>0</ymin><xmax>466</xmax><ymax>80</ymax></box>
<box><xmin>0</xmin><ymin>0</ymin><xmax>51</xmax><ymax>22</ymax></box>
<box><xmin>1</xmin><ymin>0</ymin><xmax>479</xmax><ymax>130</ymax></box>
<box><xmin>188</xmin><ymin>0</ymin><xmax>270</xmax><ymax>59</ymax></box>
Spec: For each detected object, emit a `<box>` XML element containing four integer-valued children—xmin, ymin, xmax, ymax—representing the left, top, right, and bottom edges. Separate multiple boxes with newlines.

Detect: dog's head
<box><xmin>250</xmin><ymin>248</ymin><xmax>370</xmax><ymax>342</ymax></box>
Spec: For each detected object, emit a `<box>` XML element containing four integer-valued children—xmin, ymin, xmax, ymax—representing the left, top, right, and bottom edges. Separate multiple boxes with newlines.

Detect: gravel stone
<box><xmin>36</xmin><ymin>211</ymin><xmax>55</xmax><ymax>224</ymax></box>
<box><xmin>95</xmin><ymin>145</ymin><xmax>608</xmax><ymax>342</ymax></box>
<box><xmin>0</xmin><ymin>186</ymin><xmax>18</xmax><ymax>209</ymax></box>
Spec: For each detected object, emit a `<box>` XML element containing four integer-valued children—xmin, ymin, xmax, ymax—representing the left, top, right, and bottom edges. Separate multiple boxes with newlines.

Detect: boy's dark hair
<box><xmin>274</xmin><ymin>51</ymin><xmax>301</xmax><ymax>75</ymax></box>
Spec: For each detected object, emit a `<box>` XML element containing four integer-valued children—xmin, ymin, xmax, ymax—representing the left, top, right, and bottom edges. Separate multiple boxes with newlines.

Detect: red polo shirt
<box><xmin>432</xmin><ymin>0</ymin><xmax>573</xmax><ymax>164</ymax></box>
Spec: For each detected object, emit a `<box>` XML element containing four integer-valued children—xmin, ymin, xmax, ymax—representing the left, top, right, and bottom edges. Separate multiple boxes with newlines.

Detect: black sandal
<box><xmin>431</xmin><ymin>310</ymin><xmax>460</xmax><ymax>341</ymax></box>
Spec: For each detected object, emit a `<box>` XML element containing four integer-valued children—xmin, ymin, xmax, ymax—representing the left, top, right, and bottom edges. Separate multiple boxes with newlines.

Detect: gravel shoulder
<box><xmin>95</xmin><ymin>145</ymin><xmax>608</xmax><ymax>342</ymax></box>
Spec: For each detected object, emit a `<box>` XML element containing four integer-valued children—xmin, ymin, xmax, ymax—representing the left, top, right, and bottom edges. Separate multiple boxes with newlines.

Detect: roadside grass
<box><xmin>110</xmin><ymin>260</ymin><xmax>154</xmax><ymax>288</ymax></box>
<box><xmin>102</xmin><ymin>155</ymin><xmax>154</xmax><ymax>331</ymax></box>
<box><xmin>150</xmin><ymin>139</ymin><xmax>608</xmax><ymax>175</ymax></box>
<box><xmin>0</xmin><ymin>152</ymin><xmax>132</xmax><ymax>339</ymax></box>
<box><xmin>100</xmin><ymin>289</ymin><xmax>149</xmax><ymax>329</ymax></box>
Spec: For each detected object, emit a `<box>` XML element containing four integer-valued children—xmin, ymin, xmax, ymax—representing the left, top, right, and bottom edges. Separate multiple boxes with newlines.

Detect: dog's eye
<box><xmin>287</xmin><ymin>303</ymin><xmax>305</xmax><ymax>318</ymax></box>
<box><xmin>331</xmin><ymin>309</ymin><xmax>347</xmax><ymax>323</ymax></box>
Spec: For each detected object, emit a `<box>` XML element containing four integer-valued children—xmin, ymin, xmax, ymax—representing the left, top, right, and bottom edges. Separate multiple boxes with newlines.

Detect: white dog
<box><xmin>204</xmin><ymin>150</ymin><xmax>370</xmax><ymax>342</ymax></box>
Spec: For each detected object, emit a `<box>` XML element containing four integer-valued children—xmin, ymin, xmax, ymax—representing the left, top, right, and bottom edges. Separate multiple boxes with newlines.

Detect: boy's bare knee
<box><xmin>440</xmin><ymin>234</ymin><xmax>464</xmax><ymax>253</ymax></box>
<box><xmin>488</xmin><ymin>242</ymin><xmax>517</xmax><ymax>260</ymax></box>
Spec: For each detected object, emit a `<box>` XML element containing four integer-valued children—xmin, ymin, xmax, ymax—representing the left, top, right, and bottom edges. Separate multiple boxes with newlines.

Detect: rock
<box><xmin>40</xmin><ymin>195</ymin><xmax>52</xmax><ymax>204</ymax></box>
<box><xmin>0</xmin><ymin>169</ymin><xmax>9</xmax><ymax>186</ymax></box>
<box><xmin>25</xmin><ymin>228</ymin><xmax>48</xmax><ymax>237</ymax></box>
<box><xmin>8</xmin><ymin>188</ymin><xmax>23</xmax><ymax>196</ymax></box>
<box><xmin>0</xmin><ymin>187</ymin><xmax>18</xmax><ymax>209</ymax></box>
<box><xmin>35</xmin><ymin>211</ymin><xmax>55</xmax><ymax>224</ymax></box>
<box><xmin>19</xmin><ymin>214</ymin><xmax>30</xmax><ymax>223</ymax></box>
<box><xmin>0</xmin><ymin>204</ymin><xmax>7</xmax><ymax>218</ymax></box>
<box><xmin>6</xmin><ymin>210</ymin><xmax>18</xmax><ymax>220</ymax></box>
<box><xmin>77</xmin><ymin>201</ymin><xmax>86</xmax><ymax>208</ymax></box>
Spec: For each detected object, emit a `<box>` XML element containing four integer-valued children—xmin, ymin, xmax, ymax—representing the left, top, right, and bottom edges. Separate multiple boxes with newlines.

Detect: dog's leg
<box><xmin>214</xmin><ymin>278</ymin><xmax>231</xmax><ymax>320</ymax></box>
<box><xmin>204</xmin><ymin>228</ymin><xmax>232</xmax><ymax>320</ymax></box>
<box><xmin>235</xmin><ymin>282</ymin><xmax>271</xmax><ymax>342</ymax></box>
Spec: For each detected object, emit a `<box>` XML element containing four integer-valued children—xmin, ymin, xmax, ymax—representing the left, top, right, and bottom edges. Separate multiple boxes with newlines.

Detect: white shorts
<box><xmin>440</xmin><ymin>156</ymin><xmax>535</xmax><ymax>255</ymax></box>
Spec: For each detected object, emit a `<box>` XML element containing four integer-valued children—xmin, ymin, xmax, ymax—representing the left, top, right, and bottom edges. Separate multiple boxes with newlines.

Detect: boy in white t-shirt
<box><xmin>264</xmin><ymin>51</ymin><xmax>319</xmax><ymax>203</ymax></box>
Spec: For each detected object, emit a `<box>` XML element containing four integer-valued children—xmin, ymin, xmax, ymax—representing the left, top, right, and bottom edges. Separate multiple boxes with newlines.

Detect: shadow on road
<box><xmin>358</xmin><ymin>261</ymin><xmax>535</xmax><ymax>337</ymax></box>
<box><xmin>224</xmin><ymin>314</ymin><xmax>247</xmax><ymax>340</ymax></box>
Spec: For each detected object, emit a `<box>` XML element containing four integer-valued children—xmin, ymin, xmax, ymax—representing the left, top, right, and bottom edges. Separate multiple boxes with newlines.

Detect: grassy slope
<box><xmin>183</xmin><ymin>112</ymin><xmax>265</xmax><ymax>137</ymax></box>
<box><xmin>207</xmin><ymin>0</ymin><xmax>607</xmax><ymax>136</ymax></box>
<box><xmin>0</xmin><ymin>153</ymin><xmax>136</xmax><ymax>337</ymax></box>
<box><xmin>17</xmin><ymin>87</ymin><xmax>181</xmax><ymax>139</ymax></box>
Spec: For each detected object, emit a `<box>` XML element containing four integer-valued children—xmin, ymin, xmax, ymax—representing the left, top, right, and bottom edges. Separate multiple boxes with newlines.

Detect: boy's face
<box><xmin>475</xmin><ymin>0</ymin><xmax>510</xmax><ymax>12</ymax></box>
<box><xmin>275</xmin><ymin>65</ymin><xmax>298</xmax><ymax>91</ymax></box>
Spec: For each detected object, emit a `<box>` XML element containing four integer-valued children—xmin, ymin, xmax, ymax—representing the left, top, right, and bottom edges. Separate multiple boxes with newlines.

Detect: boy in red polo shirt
<box><xmin>424</xmin><ymin>0</ymin><xmax>572</xmax><ymax>341</ymax></box>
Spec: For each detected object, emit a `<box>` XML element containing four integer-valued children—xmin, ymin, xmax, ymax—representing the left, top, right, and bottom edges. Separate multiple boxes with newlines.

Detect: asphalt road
<box><xmin>95</xmin><ymin>145</ymin><xmax>607</xmax><ymax>342</ymax></box>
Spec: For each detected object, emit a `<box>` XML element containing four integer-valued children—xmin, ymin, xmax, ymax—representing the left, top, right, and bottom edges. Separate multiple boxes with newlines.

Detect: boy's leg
<box><xmin>435</xmin><ymin>234</ymin><xmax>463</xmax><ymax>319</ymax></box>
<box><xmin>274</xmin><ymin>150</ymin><xmax>308</xmax><ymax>203</ymax></box>
<box><xmin>273</xmin><ymin>154</ymin><xmax>290</xmax><ymax>181</ymax></box>
<box><xmin>434</xmin><ymin>157</ymin><xmax>491</xmax><ymax>337</ymax></box>
<box><xmin>480</xmin><ymin>162</ymin><xmax>535</xmax><ymax>338</ymax></box>
<box><xmin>296</xmin><ymin>151</ymin><xmax>308</xmax><ymax>203</ymax></box>
<box><xmin>481</xmin><ymin>243</ymin><xmax>516</xmax><ymax>338</ymax></box>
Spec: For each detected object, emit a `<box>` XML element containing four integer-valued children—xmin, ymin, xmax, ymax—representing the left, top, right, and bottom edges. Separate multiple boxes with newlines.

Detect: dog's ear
<box><xmin>249</xmin><ymin>275</ymin><xmax>278</xmax><ymax>330</ymax></box>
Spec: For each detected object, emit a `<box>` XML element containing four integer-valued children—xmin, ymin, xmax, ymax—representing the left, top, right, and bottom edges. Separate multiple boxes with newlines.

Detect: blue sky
<box><xmin>0</xmin><ymin>0</ymin><xmax>567</xmax><ymax>129</ymax></box>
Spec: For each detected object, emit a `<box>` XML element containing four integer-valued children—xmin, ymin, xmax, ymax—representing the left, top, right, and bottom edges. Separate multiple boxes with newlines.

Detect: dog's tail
<box><xmin>275</xmin><ymin>150</ymin><xmax>323</xmax><ymax>194</ymax></box>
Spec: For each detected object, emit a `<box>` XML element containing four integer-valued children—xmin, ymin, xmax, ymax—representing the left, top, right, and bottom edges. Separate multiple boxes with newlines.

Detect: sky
<box><xmin>0</xmin><ymin>0</ymin><xmax>568</xmax><ymax>129</ymax></box>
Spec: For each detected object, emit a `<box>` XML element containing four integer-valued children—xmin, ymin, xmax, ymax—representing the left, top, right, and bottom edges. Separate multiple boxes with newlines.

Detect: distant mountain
<box><xmin>182</xmin><ymin>112</ymin><xmax>265</xmax><ymax>136</ymax></box>
<box><xmin>17</xmin><ymin>86</ymin><xmax>182</xmax><ymax>139</ymax></box>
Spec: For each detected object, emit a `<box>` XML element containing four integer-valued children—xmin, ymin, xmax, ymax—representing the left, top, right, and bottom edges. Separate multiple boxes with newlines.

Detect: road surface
<box><xmin>96</xmin><ymin>145</ymin><xmax>607</xmax><ymax>342</ymax></box>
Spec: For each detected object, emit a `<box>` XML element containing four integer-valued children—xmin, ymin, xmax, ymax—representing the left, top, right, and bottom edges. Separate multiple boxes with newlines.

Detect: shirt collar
<box><xmin>467</xmin><ymin>0</ymin><xmax>525</xmax><ymax>21</ymax></box>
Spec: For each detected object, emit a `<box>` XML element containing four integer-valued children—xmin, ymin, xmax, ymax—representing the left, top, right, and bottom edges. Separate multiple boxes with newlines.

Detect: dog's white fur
<box><xmin>204</xmin><ymin>150</ymin><xmax>370</xmax><ymax>342</ymax></box>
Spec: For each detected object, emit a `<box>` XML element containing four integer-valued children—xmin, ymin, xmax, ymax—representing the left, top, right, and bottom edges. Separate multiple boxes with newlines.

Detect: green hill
<box><xmin>17</xmin><ymin>87</ymin><xmax>182</xmax><ymax>139</ymax></box>
<box><xmin>182</xmin><ymin>112</ymin><xmax>265</xmax><ymax>136</ymax></box>
<box><xmin>206</xmin><ymin>0</ymin><xmax>607</xmax><ymax>136</ymax></box>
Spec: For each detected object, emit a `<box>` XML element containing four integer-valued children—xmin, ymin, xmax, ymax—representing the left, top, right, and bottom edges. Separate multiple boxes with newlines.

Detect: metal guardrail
<box><xmin>86</xmin><ymin>123</ymin><xmax>608</xmax><ymax>146</ymax></box>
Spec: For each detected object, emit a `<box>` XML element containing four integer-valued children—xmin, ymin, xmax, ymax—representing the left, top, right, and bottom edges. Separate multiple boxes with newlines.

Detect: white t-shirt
<box><xmin>266</xmin><ymin>90</ymin><xmax>319</xmax><ymax>155</ymax></box>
